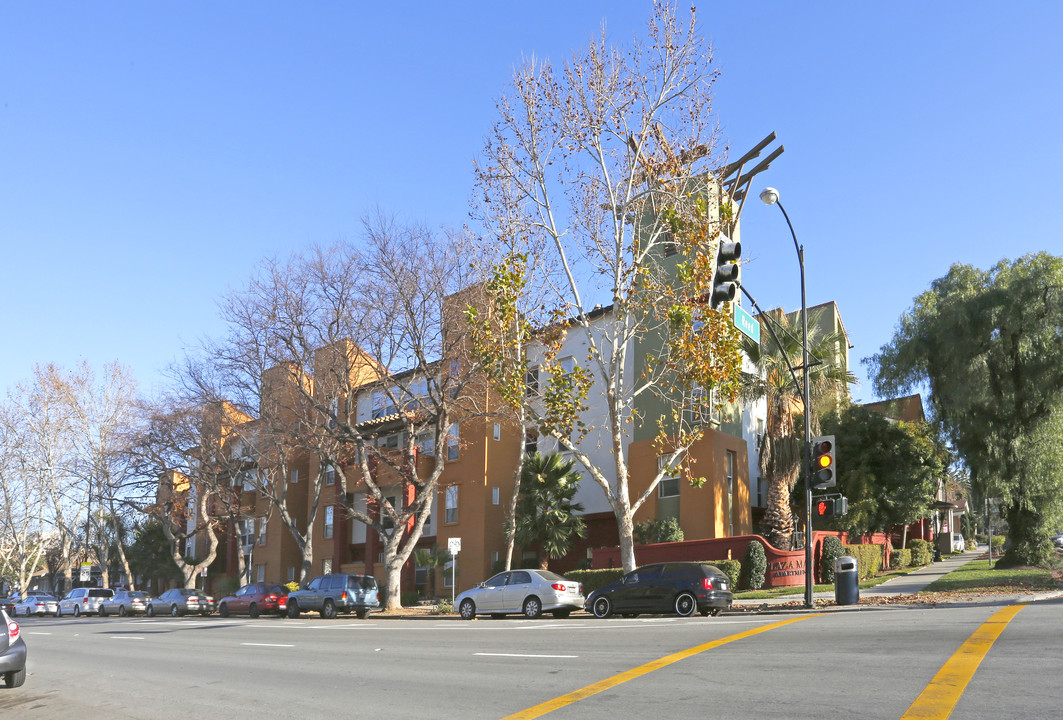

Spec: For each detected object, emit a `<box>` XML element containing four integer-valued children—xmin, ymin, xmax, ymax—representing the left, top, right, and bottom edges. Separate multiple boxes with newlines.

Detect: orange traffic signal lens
<box><xmin>816</xmin><ymin>455</ymin><xmax>832</xmax><ymax>469</ymax></box>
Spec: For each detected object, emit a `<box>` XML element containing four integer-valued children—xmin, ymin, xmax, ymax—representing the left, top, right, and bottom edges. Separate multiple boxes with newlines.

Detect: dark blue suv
<box><xmin>585</xmin><ymin>562</ymin><xmax>733</xmax><ymax>618</ymax></box>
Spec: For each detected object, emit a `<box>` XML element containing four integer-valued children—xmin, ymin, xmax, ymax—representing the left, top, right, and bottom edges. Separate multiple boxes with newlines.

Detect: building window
<box><xmin>382</xmin><ymin>495</ymin><xmax>400</xmax><ymax>530</ymax></box>
<box><xmin>290</xmin><ymin>468</ymin><xmax>299</xmax><ymax>484</ymax></box>
<box><xmin>325</xmin><ymin>465</ymin><xmax>335</xmax><ymax>486</ymax></box>
<box><xmin>444</xmin><ymin>486</ymin><xmax>458</xmax><ymax>524</ymax></box>
<box><xmin>418</xmin><ymin>432</ymin><xmax>435</xmax><ymax>456</ymax></box>
<box><xmin>185</xmin><ymin>535</ymin><xmax>196</xmax><ymax>558</ymax></box>
<box><xmin>492</xmin><ymin>487</ymin><xmax>500</xmax><ymax>505</ymax></box>
<box><xmin>239</xmin><ymin>519</ymin><xmax>254</xmax><ymax>551</ymax></box>
<box><xmin>558</xmin><ymin>356</ymin><xmax>575</xmax><ymax>374</ymax></box>
<box><xmin>687</xmin><ymin>385</ymin><xmax>718</xmax><ymax>425</ymax></box>
<box><xmin>447</xmin><ymin>423</ymin><xmax>460</xmax><ymax>461</ymax></box>
<box><xmin>726</xmin><ymin>450</ymin><xmax>736</xmax><ymax>536</ymax></box>
<box><xmin>322</xmin><ymin>558</ymin><xmax>332</xmax><ymax>575</ymax></box>
<box><xmin>493</xmin><ymin>423</ymin><xmax>501</xmax><ymax>441</ymax></box>
<box><xmin>257</xmin><ymin>517</ymin><xmax>267</xmax><ymax>546</ymax></box>
<box><xmin>256</xmin><ymin>564</ymin><xmax>266</xmax><ymax>583</ymax></box>
<box><xmin>658</xmin><ymin>455</ymin><xmax>680</xmax><ymax>498</ymax></box>
<box><xmin>414</xmin><ymin>565</ymin><xmax>427</xmax><ymax>585</ymax></box>
<box><xmin>443</xmin><ymin>560</ymin><xmax>454</xmax><ymax>588</ymax></box>
<box><xmin>372</xmin><ymin>391</ymin><xmax>397</xmax><ymax>419</ymax></box>
<box><xmin>525</xmin><ymin>367</ymin><xmax>539</xmax><ymax>397</ymax></box>
<box><xmin>324</xmin><ymin>506</ymin><xmax>334</xmax><ymax>539</ymax></box>
<box><xmin>524</xmin><ymin>428</ymin><xmax>538</xmax><ymax>455</ymax></box>
<box><xmin>287</xmin><ymin>566</ymin><xmax>296</xmax><ymax>583</ymax></box>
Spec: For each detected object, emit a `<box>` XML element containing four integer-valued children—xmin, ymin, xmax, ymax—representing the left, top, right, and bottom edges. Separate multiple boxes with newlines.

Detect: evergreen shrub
<box><xmin>890</xmin><ymin>548</ymin><xmax>912</xmax><ymax>568</ymax></box>
<box><xmin>741</xmin><ymin>541</ymin><xmax>767</xmax><ymax>590</ymax></box>
<box><xmin>820</xmin><ymin>536</ymin><xmax>845</xmax><ymax>583</ymax></box>
<box><xmin>843</xmin><ymin>544</ymin><xmax>883</xmax><ymax>579</ymax></box>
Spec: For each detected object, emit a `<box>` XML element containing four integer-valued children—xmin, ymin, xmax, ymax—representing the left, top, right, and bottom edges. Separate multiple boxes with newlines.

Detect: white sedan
<box><xmin>12</xmin><ymin>593</ymin><xmax>58</xmax><ymax>617</ymax></box>
<box><xmin>456</xmin><ymin>569</ymin><xmax>584</xmax><ymax>620</ymax></box>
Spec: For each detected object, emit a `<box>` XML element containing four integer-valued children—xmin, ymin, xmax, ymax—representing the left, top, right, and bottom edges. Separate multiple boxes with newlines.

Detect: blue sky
<box><xmin>2</xmin><ymin>2</ymin><xmax>1060</xmax><ymax>402</ymax></box>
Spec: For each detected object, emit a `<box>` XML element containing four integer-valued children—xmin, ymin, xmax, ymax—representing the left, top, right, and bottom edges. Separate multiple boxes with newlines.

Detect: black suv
<box><xmin>286</xmin><ymin>573</ymin><xmax>380</xmax><ymax>619</ymax></box>
<box><xmin>585</xmin><ymin>561</ymin><xmax>733</xmax><ymax>618</ymax></box>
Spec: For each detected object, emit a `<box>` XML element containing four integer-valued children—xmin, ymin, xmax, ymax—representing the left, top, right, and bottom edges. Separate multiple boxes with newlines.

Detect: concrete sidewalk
<box><xmin>728</xmin><ymin>546</ymin><xmax>1059</xmax><ymax>612</ymax></box>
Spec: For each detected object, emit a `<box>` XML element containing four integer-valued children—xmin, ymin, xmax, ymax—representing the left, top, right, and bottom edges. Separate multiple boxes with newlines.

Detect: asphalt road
<box><xmin>3</xmin><ymin>599</ymin><xmax>1060</xmax><ymax>719</ymax></box>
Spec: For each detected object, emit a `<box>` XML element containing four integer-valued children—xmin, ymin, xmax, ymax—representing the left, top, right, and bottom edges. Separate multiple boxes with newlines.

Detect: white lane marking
<box><xmin>27</xmin><ymin>632</ymin><xmax>52</xmax><ymax>635</ymax></box>
<box><xmin>110</xmin><ymin>636</ymin><xmax>144</xmax><ymax>640</ymax></box>
<box><xmin>475</xmin><ymin>652</ymin><xmax>578</xmax><ymax>658</ymax></box>
<box><xmin>241</xmin><ymin>642</ymin><xmax>294</xmax><ymax>647</ymax></box>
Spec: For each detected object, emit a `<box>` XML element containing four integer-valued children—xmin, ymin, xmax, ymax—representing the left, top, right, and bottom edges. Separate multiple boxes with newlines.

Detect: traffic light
<box><xmin>810</xmin><ymin>434</ymin><xmax>836</xmax><ymax>490</ymax></box>
<box><xmin>710</xmin><ymin>235</ymin><xmax>741</xmax><ymax>309</ymax></box>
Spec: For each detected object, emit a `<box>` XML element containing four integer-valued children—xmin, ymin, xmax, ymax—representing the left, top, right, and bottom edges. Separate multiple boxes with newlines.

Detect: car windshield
<box><xmin>89</xmin><ymin>589</ymin><xmax>113</xmax><ymax>597</ymax></box>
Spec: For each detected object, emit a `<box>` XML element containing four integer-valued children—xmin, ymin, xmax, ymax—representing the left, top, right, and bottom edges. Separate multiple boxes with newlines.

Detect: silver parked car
<box><xmin>456</xmin><ymin>569</ymin><xmax>584</xmax><ymax>620</ymax></box>
<box><xmin>57</xmin><ymin>587</ymin><xmax>114</xmax><ymax>617</ymax></box>
<box><xmin>98</xmin><ymin>590</ymin><xmax>152</xmax><ymax>617</ymax></box>
<box><xmin>12</xmin><ymin>592</ymin><xmax>58</xmax><ymax>618</ymax></box>
<box><xmin>147</xmin><ymin>588</ymin><xmax>215</xmax><ymax>617</ymax></box>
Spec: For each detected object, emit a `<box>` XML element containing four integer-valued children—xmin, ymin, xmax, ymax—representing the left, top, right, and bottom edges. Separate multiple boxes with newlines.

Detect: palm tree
<box><xmin>412</xmin><ymin>545</ymin><xmax>451</xmax><ymax>601</ymax></box>
<box><xmin>744</xmin><ymin>308</ymin><xmax>855</xmax><ymax>551</ymax></box>
<box><xmin>513</xmin><ymin>453</ymin><xmax>587</xmax><ymax>570</ymax></box>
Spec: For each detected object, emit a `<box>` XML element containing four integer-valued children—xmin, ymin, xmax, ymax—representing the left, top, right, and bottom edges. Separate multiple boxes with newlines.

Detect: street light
<box><xmin>760</xmin><ymin>186</ymin><xmax>815</xmax><ymax>609</ymax></box>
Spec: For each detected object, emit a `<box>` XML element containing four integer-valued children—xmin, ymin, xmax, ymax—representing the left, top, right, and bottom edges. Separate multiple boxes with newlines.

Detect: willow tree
<box><xmin>472</xmin><ymin>4</ymin><xmax>749</xmax><ymax>573</ymax></box>
<box><xmin>869</xmin><ymin>253</ymin><xmax>1063</xmax><ymax>567</ymax></box>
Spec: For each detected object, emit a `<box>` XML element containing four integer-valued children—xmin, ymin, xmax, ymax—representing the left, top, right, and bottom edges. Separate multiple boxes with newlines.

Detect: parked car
<box><xmin>56</xmin><ymin>587</ymin><xmax>114</xmax><ymax>617</ymax></box>
<box><xmin>12</xmin><ymin>592</ymin><xmax>58</xmax><ymax>618</ymax></box>
<box><xmin>456</xmin><ymin>569</ymin><xmax>584</xmax><ymax>620</ymax></box>
<box><xmin>286</xmin><ymin>573</ymin><xmax>379</xmax><ymax>619</ymax></box>
<box><xmin>0</xmin><ymin>593</ymin><xmax>17</xmax><ymax>616</ymax></box>
<box><xmin>952</xmin><ymin>533</ymin><xmax>966</xmax><ymax>553</ymax></box>
<box><xmin>1</xmin><ymin>608</ymin><xmax>27</xmax><ymax>688</ymax></box>
<box><xmin>217</xmin><ymin>583</ymin><xmax>288</xmax><ymax>618</ymax></box>
<box><xmin>147</xmin><ymin>588</ymin><xmax>215</xmax><ymax>617</ymax></box>
<box><xmin>98</xmin><ymin>590</ymin><xmax>152</xmax><ymax>617</ymax></box>
<box><xmin>585</xmin><ymin>562</ymin><xmax>733</xmax><ymax>618</ymax></box>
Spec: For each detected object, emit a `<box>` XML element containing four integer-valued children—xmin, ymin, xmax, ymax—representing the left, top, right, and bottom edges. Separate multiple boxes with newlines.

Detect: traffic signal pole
<box><xmin>760</xmin><ymin>189</ymin><xmax>815</xmax><ymax>608</ymax></box>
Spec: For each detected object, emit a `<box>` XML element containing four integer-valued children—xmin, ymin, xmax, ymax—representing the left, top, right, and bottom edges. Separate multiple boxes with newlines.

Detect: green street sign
<box><xmin>733</xmin><ymin>303</ymin><xmax>760</xmax><ymax>343</ymax></box>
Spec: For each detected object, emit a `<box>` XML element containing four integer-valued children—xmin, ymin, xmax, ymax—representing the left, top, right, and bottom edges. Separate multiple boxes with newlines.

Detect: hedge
<box><xmin>909</xmin><ymin>539</ymin><xmax>932</xmax><ymax>566</ymax></box>
<box><xmin>890</xmin><ymin>548</ymin><xmax>912</xmax><ymax>568</ymax></box>
<box><xmin>564</xmin><ymin>569</ymin><xmax>624</xmax><ymax>594</ymax></box>
<box><xmin>704</xmin><ymin>559</ymin><xmax>741</xmax><ymax>590</ymax></box>
<box><xmin>842</xmin><ymin>544</ymin><xmax>882</xmax><ymax>579</ymax></box>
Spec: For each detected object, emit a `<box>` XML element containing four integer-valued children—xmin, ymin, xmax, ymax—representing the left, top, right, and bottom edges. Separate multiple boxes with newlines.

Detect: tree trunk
<box><xmin>763</xmin><ymin>470</ymin><xmax>798</xmax><ymax>551</ymax></box>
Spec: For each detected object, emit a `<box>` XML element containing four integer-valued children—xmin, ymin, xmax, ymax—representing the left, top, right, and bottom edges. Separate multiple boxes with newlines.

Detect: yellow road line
<box><xmin>900</xmin><ymin>604</ymin><xmax>1026</xmax><ymax>720</ymax></box>
<box><xmin>502</xmin><ymin>614</ymin><xmax>821</xmax><ymax>720</ymax></box>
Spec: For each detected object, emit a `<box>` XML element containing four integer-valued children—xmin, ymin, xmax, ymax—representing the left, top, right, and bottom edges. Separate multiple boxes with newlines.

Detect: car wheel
<box><xmin>356</xmin><ymin>608</ymin><xmax>371</xmax><ymax>619</ymax></box>
<box><xmin>459</xmin><ymin>598</ymin><xmax>476</xmax><ymax>620</ymax></box>
<box><xmin>146</xmin><ymin>605</ymin><xmax>155</xmax><ymax>618</ymax></box>
<box><xmin>170</xmin><ymin>605</ymin><xmax>180</xmax><ymax>618</ymax></box>
<box><xmin>98</xmin><ymin>605</ymin><xmax>107</xmax><ymax>617</ymax></box>
<box><xmin>218</xmin><ymin>603</ymin><xmax>229</xmax><ymax>618</ymax></box>
<box><xmin>674</xmin><ymin>592</ymin><xmax>696</xmax><ymax>617</ymax></box>
<box><xmin>4</xmin><ymin>668</ymin><xmax>26</xmax><ymax>689</ymax></box>
<box><xmin>522</xmin><ymin>596</ymin><xmax>542</xmax><ymax>619</ymax></box>
<box><xmin>551</xmin><ymin>609</ymin><xmax>571</xmax><ymax>619</ymax></box>
<box><xmin>73</xmin><ymin>605</ymin><xmax>81</xmax><ymax>618</ymax></box>
<box><xmin>119</xmin><ymin>605</ymin><xmax>127</xmax><ymax>617</ymax></box>
<box><xmin>56</xmin><ymin>606</ymin><xmax>63</xmax><ymax>618</ymax></box>
<box><xmin>287</xmin><ymin>601</ymin><xmax>300</xmax><ymax>619</ymax></box>
<box><xmin>248</xmin><ymin>603</ymin><xmax>260</xmax><ymax>619</ymax></box>
<box><xmin>592</xmin><ymin>596</ymin><xmax>613</xmax><ymax>618</ymax></box>
<box><xmin>320</xmin><ymin>600</ymin><xmax>336</xmax><ymax>619</ymax></box>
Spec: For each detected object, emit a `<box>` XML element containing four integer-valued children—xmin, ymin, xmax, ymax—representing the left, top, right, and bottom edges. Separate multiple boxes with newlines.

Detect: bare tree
<box><xmin>472</xmin><ymin>3</ymin><xmax>746</xmax><ymax>572</ymax></box>
<box><xmin>0</xmin><ymin>402</ymin><xmax>53</xmax><ymax>595</ymax></box>
<box><xmin>194</xmin><ymin>216</ymin><xmax>482</xmax><ymax>609</ymax></box>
